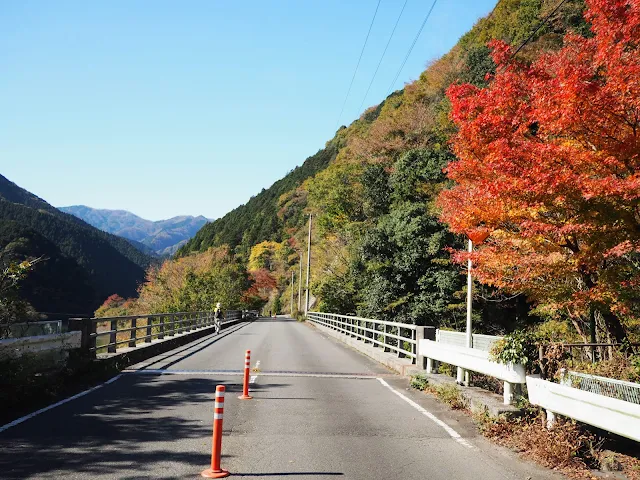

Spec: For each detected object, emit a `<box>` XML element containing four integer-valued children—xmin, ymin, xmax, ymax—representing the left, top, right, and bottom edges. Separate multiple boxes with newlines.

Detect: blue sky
<box><xmin>1</xmin><ymin>0</ymin><xmax>496</xmax><ymax>221</ymax></box>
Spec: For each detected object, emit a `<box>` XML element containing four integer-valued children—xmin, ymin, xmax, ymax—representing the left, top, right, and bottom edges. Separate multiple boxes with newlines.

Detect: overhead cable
<box><xmin>357</xmin><ymin>0</ymin><xmax>409</xmax><ymax>114</ymax></box>
<box><xmin>335</xmin><ymin>0</ymin><xmax>382</xmax><ymax>130</ymax></box>
<box><xmin>385</xmin><ymin>0</ymin><xmax>438</xmax><ymax>96</ymax></box>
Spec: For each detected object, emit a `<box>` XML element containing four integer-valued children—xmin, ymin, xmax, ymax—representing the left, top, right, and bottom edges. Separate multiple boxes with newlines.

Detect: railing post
<box><xmin>415</xmin><ymin>326</ymin><xmax>424</xmax><ymax>368</ymax></box>
<box><xmin>397</xmin><ymin>327</ymin><xmax>403</xmax><ymax>358</ymax></box>
<box><xmin>146</xmin><ymin>317</ymin><xmax>152</xmax><ymax>343</ymax></box>
<box><xmin>68</xmin><ymin>317</ymin><xmax>96</xmax><ymax>360</ymax></box>
<box><xmin>159</xmin><ymin>315</ymin><xmax>165</xmax><ymax>339</ymax></box>
<box><xmin>108</xmin><ymin>319</ymin><xmax>117</xmax><ymax>353</ymax></box>
<box><xmin>384</xmin><ymin>324</ymin><xmax>390</xmax><ymax>352</ymax></box>
<box><xmin>129</xmin><ymin>318</ymin><xmax>137</xmax><ymax>347</ymax></box>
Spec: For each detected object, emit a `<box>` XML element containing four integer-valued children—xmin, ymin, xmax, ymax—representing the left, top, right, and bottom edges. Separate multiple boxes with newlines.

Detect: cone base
<box><xmin>201</xmin><ymin>468</ymin><xmax>229</xmax><ymax>478</ymax></box>
<box><xmin>238</xmin><ymin>394</ymin><xmax>253</xmax><ymax>400</ymax></box>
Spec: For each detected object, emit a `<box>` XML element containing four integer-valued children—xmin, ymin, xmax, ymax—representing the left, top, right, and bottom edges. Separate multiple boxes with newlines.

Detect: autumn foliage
<box><xmin>438</xmin><ymin>0</ymin><xmax>640</xmax><ymax>341</ymax></box>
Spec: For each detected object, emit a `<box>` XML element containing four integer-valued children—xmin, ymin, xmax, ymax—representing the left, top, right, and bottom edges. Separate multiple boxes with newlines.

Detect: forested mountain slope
<box><xmin>0</xmin><ymin>175</ymin><xmax>153</xmax><ymax>312</ymax></box>
<box><xmin>178</xmin><ymin>0</ymin><xmax>609</xmax><ymax>336</ymax></box>
<box><xmin>178</xmin><ymin>134</ymin><xmax>348</xmax><ymax>257</ymax></box>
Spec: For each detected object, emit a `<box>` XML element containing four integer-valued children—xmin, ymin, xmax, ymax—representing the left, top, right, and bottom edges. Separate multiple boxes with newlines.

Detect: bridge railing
<box><xmin>70</xmin><ymin>310</ymin><xmax>246</xmax><ymax>358</ymax></box>
<box><xmin>307</xmin><ymin>311</ymin><xmax>419</xmax><ymax>361</ymax></box>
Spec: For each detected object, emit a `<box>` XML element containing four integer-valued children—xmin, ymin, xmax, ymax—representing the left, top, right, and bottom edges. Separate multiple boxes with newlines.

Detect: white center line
<box><xmin>250</xmin><ymin>360</ymin><xmax>260</xmax><ymax>384</ymax></box>
<box><xmin>376</xmin><ymin>378</ymin><xmax>475</xmax><ymax>449</ymax></box>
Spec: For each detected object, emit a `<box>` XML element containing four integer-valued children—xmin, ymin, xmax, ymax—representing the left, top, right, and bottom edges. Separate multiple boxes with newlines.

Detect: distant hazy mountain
<box><xmin>59</xmin><ymin>205</ymin><xmax>209</xmax><ymax>255</ymax></box>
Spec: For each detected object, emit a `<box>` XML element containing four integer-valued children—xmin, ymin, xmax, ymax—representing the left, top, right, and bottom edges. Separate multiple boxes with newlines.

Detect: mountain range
<box><xmin>59</xmin><ymin>206</ymin><xmax>210</xmax><ymax>256</ymax></box>
<box><xmin>0</xmin><ymin>174</ymin><xmax>154</xmax><ymax>314</ymax></box>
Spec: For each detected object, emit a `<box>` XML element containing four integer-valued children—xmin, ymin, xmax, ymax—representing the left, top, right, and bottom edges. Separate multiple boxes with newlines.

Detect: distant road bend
<box><xmin>0</xmin><ymin>317</ymin><xmax>561</xmax><ymax>479</ymax></box>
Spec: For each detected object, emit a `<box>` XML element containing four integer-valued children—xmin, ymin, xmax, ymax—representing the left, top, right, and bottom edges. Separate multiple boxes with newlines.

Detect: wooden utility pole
<box><xmin>304</xmin><ymin>214</ymin><xmax>312</xmax><ymax>316</ymax></box>
<box><xmin>291</xmin><ymin>271</ymin><xmax>294</xmax><ymax>316</ymax></box>
<box><xmin>298</xmin><ymin>253</ymin><xmax>302</xmax><ymax>312</ymax></box>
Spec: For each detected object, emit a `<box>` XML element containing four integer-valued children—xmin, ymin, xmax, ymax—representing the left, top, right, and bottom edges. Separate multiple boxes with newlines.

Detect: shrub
<box><xmin>410</xmin><ymin>374</ymin><xmax>429</xmax><ymax>391</ymax></box>
<box><xmin>490</xmin><ymin>329</ymin><xmax>540</xmax><ymax>370</ymax></box>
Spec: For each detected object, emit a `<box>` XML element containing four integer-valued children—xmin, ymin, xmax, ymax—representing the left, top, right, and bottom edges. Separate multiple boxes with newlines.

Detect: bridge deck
<box><xmin>0</xmin><ymin>318</ymin><xmax>561</xmax><ymax>479</ymax></box>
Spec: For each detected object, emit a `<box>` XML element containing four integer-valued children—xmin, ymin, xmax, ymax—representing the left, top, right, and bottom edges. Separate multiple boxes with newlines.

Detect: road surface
<box><xmin>0</xmin><ymin>317</ymin><xmax>562</xmax><ymax>479</ymax></box>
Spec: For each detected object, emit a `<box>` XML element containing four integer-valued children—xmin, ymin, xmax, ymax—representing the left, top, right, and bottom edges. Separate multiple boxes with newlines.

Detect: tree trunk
<box><xmin>600</xmin><ymin>309</ymin><xmax>630</xmax><ymax>352</ymax></box>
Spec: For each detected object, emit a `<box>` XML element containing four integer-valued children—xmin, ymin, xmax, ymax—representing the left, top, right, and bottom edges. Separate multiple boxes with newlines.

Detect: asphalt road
<box><xmin>0</xmin><ymin>317</ymin><xmax>563</xmax><ymax>479</ymax></box>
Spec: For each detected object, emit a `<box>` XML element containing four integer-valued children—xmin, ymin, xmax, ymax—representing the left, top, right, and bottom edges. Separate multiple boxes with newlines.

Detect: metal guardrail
<box><xmin>1</xmin><ymin>320</ymin><xmax>64</xmax><ymax>339</ymax></box>
<box><xmin>561</xmin><ymin>370</ymin><xmax>640</xmax><ymax>405</ymax></box>
<box><xmin>436</xmin><ymin>329</ymin><xmax>502</xmax><ymax>351</ymax></box>
<box><xmin>69</xmin><ymin>310</ymin><xmax>246</xmax><ymax>358</ymax></box>
<box><xmin>307</xmin><ymin>311</ymin><xmax>418</xmax><ymax>360</ymax></box>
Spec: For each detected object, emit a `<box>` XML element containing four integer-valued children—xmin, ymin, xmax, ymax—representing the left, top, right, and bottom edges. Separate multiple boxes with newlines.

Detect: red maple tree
<box><xmin>438</xmin><ymin>0</ymin><xmax>640</xmax><ymax>342</ymax></box>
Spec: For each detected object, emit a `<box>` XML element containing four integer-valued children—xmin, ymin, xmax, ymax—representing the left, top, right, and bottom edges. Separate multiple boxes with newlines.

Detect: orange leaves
<box><xmin>438</xmin><ymin>0</ymin><xmax>640</xmax><ymax>322</ymax></box>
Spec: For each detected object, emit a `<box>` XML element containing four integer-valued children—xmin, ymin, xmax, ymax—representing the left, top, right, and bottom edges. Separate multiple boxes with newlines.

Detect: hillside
<box><xmin>180</xmin><ymin>0</ymin><xmax>591</xmax><ymax>329</ymax></box>
<box><xmin>59</xmin><ymin>205</ymin><xmax>209</xmax><ymax>255</ymax></box>
<box><xmin>0</xmin><ymin>221</ymin><xmax>96</xmax><ymax>315</ymax></box>
<box><xmin>0</xmin><ymin>175</ymin><xmax>154</xmax><ymax>312</ymax></box>
<box><xmin>179</xmin><ymin>132</ymin><xmax>351</xmax><ymax>257</ymax></box>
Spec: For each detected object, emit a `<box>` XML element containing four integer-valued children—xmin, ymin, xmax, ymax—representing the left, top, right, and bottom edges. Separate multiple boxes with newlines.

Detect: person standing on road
<box><xmin>213</xmin><ymin>302</ymin><xmax>223</xmax><ymax>334</ymax></box>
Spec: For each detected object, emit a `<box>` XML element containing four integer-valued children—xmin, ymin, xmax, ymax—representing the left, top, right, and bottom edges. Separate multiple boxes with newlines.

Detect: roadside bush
<box><xmin>569</xmin><ymin>352</ymin><xmax>640</xmax><ymax>383</ymax></box>
<box><xmin>437</xmin><ymin>362</ymin><xmax>455</xmax><ymax>377</ymax></box>
<box><xmin>490</xmin><ymin>329</ymin><xmax>540</xmax><ymax>370</ymax></box>
<box><xmin>410</xmin><ymin>374</ymin><xmax>429</xmax><ymax>391</ymax></box>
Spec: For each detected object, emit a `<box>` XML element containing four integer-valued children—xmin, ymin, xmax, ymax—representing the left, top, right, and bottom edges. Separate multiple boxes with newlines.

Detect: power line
<box><xmin>357</xmin><ymin>0</ymin><xmax>409</xmax><ymax>114</ymax></box>
<box><xmin>385</xmin><ymin>0</ymin><xmax>438</xmax><ymax>96</ymax></box>
<box><xmin>335</xmin><ymin>0</ymin><xmax>382</xmax><ymax>130</ymax></box>
<box><xmin>508</xmin><ymin>0</ymin><xmax>569</xmax><ymax>61</ymax></box>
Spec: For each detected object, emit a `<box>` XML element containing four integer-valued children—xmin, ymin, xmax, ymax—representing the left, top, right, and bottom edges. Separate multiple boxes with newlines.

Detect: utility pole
<box><xmin>291</xmin><ymin>271</ymin><xmax>294</xmax><ymax>317</ymax></box>
<box><xmin>459</xmin><ymin>238</ymin><xmax>473</xmax><ymax>386</ymax></box>
<box><xmin>304</xmin><ymin>214</ymin><xmax>312</xmax><ymax>316</ymax></box>
<box><xmin>466</xmin><ymin>238</ymin><xmax>473</xmax><ymax>350</ymax></box>
<box><xmin>298</xmin><ymin>253</ymin><xmax>302</xmax><ymax>312</ymax></box>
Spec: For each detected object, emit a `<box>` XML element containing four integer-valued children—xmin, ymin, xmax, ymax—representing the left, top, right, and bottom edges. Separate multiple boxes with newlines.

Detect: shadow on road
<box><xmin>138</xmin><ymin>320</ymin><xmax>253</xmax><ymax>370</ymax></box>
<box><xmin>257</xmin><ymin>317</ymin><xmax>298</xmax><ymax>323</ymax></box>
<box><xmin>232</xmin><ymin>473</ymin><xmax>344</xmax><ymax>477</ymax></box>
<box><xmin>0</xmin><ymin>373</ymin><xmax>289</xmax><ymax>479</ymax></box>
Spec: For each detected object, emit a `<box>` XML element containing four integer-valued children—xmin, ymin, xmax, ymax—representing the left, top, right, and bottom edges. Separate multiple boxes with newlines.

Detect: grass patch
<box><xmin>429</xmin><ymin>383</ymin><xmax>466</xmax><ymax>409</ymax></box>
<box><xmin>410</xmin><ymin>373</ymin><xmax>429</xmax><ymax>391</ymax></box>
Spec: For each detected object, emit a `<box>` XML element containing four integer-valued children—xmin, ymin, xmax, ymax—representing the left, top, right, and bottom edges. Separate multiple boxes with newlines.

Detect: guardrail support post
<box><xmin>384</xmin><ymin>324</ymin><xmax>390</xmax><ymax>352</ymax></box>
<box><xmin>129</xmin><ymin>318</ymin><xmax>137</xmax><ymax>347</ymax></box>
<box><xmin>68</xmin><ymin>318</ymin><xmax>96</xmax><ymax>360</ymax></box>
<box><xmin>159</xmin><ymin>316</ymin><xmax>165</xmax><ymax>340</ymax></box>
<box><xmin>503</xmin><ymin>381</ymin><xmax>514</xmax><ymax>405</ymax></box>
<box><xmin>108</xmin><ymin>319</ymin><xmax>117</xmax><ymax>353</ymax></box>
<box><xmin>426</xmin><ymin>358</ymin><xmax>434</xmax><ymax>373</ymax></box>
<box><xmin>546</xmin><ymin>409</ymin><xmax>556</xmax><ymax>429</ymax></box>
<box><xmin>415</xmin><ymin>326</ymin><xmax>425</xmax><ymax>368</ymax></box>
<box><xmin>145</xmin><ymin>317</ymin><xmax>152</xmax><ymax>343</ymax></box>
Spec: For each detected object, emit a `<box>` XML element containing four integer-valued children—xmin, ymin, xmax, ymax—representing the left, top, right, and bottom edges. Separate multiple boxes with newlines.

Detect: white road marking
<box><xmin>124</xmin><ymin>369</ymin><xmax>381</xmax><ymax>379</ymax></box>
<box><xmin>376</xmin><ymin>378</ymin><xmax>475</xmax><ymax>449</ymax></box>
<box><xmin>249</xmin><ymin>360</ymin><xmax>260</xmax><ymax>385</ymax></box>
<box><xmin>0</xmin><ymin>374</ymin><xmax>123</xmax><ymax>433</ymax></box>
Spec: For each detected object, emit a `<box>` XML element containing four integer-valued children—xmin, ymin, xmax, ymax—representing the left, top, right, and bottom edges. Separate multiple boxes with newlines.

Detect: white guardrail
<box><xmin>436</xmin><ymin>329</ymin><xmax>502</xmax><ymax>352</ymax></box>
<box><xmin>527</xmin><ymin>374</ymin><xmax>640</xmax><ymax>442</ymax></box>
<box><xmin>307</xmin><ymin>312</ymin><xmax>418</xmax><ymax>360</ymax></box>
<box><xmin>0</xmin><ymin>331</ymin><xmax>81</xmax><ymax>358</ymax></box>
<box><xmin>420</xmin><ymin>339</ymin><xmax>525</xmax><ymax>405</ymax></box>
